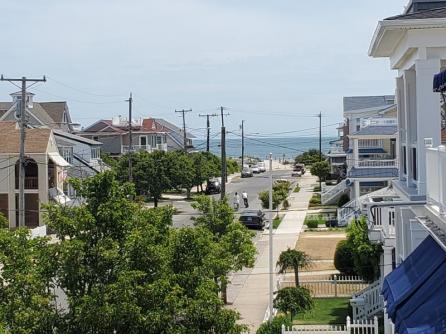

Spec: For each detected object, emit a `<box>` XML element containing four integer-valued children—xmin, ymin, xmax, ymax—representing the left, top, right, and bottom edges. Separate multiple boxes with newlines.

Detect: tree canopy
<box><xmin>0</xmin><ymin>172</ymin><xmax>254</xmax><ymax>333</ymax></box>
<box><xmin>294</xmin><ymin>149</ymin><xmax>324</xmax><ymax>166</ymax></box>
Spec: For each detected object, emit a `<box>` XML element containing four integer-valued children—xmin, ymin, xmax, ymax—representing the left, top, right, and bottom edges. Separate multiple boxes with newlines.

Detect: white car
<box><xmin>251</xmin><ymin>165</ymin><xmax>260</xmax><ymax>173</ymax></box>
<box><xmin>258</xmin><ymin>162</ymin><xmax>266</xmax><ymax>172</ymax></box>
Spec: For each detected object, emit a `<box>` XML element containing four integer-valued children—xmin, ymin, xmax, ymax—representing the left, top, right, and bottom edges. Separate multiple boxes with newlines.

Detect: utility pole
<box><xmin>199</xmin><ymin>113</ymin><xmax>218</xmax><ymax>152</ymax></box>
<box><xmin>219</xmin><ymin>106</ymin><xmax>229</xmax><ymax>200</ymax></box>
<box><xmin>0</xmin><ymin>75</ymin><xmax>46</xmax><ymax>228</ymax></box>
<box><xmin>318</xmin><ymin>112</ymin><xmax>322</xmax><ymax>161</ymax></box>
<box><xmin>241</xmin><ymin>120</ymin><xmax>245</xmax><ymax>177</ymax></box>
<box><xmin>126</xmin><ymin>93</ymin><xmax>133</xmax><ymax>182</ymax></box>
<box><xmin>175</xmin><ymin>109</ymin><xmax>192</xmax><ymax>152</ymax></box>
<box><xmin>268</xmin><ymin>152</ymin><xmax>273</xmax><ymax>323</ymax></box>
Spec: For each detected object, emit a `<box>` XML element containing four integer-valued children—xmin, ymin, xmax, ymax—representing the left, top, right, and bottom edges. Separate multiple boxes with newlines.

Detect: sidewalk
<box><xmin>228</xmin><ymin>173</ymin><xmax>317</xmax><ymax>333</ymax></box>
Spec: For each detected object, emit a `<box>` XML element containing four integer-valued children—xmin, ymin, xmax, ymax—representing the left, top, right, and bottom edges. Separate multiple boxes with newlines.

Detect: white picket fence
<box><xmin>278</xmin><ymin>275</ymin><xmax>368</xmax><ymax>298</ymax></box>
<box><xmin>282</xmin><ymin>316</ymin><xmax>378</xmax><ymax>334</ymax></box>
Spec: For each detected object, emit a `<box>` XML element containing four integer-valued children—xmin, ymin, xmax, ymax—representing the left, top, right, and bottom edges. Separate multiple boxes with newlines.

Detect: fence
<box><xmin>278</xmin><ymin>275</ymin><xmax>368</xmax><ymax>298</ymax></box>
<box><xmin>281</xmin><ymin>316</ymin><xmax>378</xmax><ymax>334</ymax></box>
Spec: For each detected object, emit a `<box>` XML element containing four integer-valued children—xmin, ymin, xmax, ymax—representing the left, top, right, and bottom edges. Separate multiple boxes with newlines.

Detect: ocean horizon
<box><xmin>193</xmin><ymin>136</ymin><xmax>336</xmax><ymax>160</ymax></box>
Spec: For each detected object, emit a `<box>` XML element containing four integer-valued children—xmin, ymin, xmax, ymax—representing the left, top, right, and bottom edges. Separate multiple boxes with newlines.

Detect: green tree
<box><xmin>256</xmin><ymin>315</ymin><xmax>292</xmax><ymax>334</ymax></box>
<box><xmin>0</xmin><ymin>228</ymin><xmax>58</xmax><ymax>333</ymax></box>
<box><xmin>167</xmin><ymin>151</ymin><xmax>195</xmax><ymax>198</ymax></box>
<box><xmin>274</xmin><ymin>286</ymin><xmax>313</xmax><ymax>322</ymax></box>
<box><xmin>334</xmin><ymin>239</ymin><xmax>356</xmax><ymax>275</ymax></box>
<box><xmin>294</xmin><ymin>149</ymin><xmax>324</xmax><ymax>166</ymax></box>
<box><xmin>310</xmin><ymin>161</ymin><xmax>330</xmax><ymax>182</ymax></box>
<box><xmin>276</xmin><ymin>248</ymin><xmax>312</xmax><ymax>287</ymax></box>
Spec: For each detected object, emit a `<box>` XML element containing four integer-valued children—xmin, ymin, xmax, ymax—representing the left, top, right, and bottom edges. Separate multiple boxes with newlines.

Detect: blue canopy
<box><xmin>395</xmin><ymin>256</ymin><xmax>446</xmax><ymax>334</ymax></box>
<box><xmin>381</xmin><ymin>235</ymin><xmax>446</xmax><ymax>320</ymax></box>
<box><xmin>433</xmin><ymin>69</ymin><xmax>446</xmax><ymax>92</ymax></box>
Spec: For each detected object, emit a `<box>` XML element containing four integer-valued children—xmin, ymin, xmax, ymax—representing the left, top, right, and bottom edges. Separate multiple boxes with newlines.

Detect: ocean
<box><xmin>193</xmin><ymin>136</ymin><xmax>336</xmax><ymax>160</ymax></box>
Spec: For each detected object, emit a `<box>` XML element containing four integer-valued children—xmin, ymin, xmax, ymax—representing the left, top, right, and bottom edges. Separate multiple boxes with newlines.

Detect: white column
<box><xmin>403</xmin><ymin>69</ymin><xmax>415</xmax><ymax>188</ymax></box>
<box><xmin>353</xmin><ymin>138</ymin><xmax>359</xmax><ymax>168</ymax></box>
<box><xmin>382</xmin><ymin>246</ymin><xmax>394</xmax><ymax>334</ymax></box>
<box><xmin>396</xmin><ymin>76</ymin><xmax>406</xmax><ymax>182</ymax></box>
<box><xmin>415</xmin><ymin>58</ymin><xmax>441</xmax><ymax>195</ymax></box>
<box><xmin>354</xmin><ymin>180</ymin><xmax>360</xmax><ymax>202</ymax></box>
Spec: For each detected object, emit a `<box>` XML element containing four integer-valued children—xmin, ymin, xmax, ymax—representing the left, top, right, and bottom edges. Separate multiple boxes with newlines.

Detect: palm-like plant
<box><xmin>277</xmin><ymin>248</ymin><xmax>312</xmax><ymax>286</ymax></box>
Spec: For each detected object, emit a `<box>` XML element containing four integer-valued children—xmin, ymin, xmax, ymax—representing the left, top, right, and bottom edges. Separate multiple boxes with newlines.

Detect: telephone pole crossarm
<box><xmin>199</xmin><ymin>113</ymin><xmax>218</xmax><ymax>152</ymax></box>
<box><xmin>175</xmin><ymin>109</ymin><xmax>192</xmax><ymax>152</ymax></box>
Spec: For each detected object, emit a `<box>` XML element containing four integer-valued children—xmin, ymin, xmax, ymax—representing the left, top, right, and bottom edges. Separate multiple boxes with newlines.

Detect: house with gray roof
<box><xmin>0</xmin><ymin>92</ymin><xmax>105</xmax><ymax>197</ymax></box>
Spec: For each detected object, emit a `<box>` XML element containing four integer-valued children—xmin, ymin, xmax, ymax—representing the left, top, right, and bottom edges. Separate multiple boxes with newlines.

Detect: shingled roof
<box><xmin>385</xmin><ymin>7</ymin><xmax>446</xmax><ymax>20</ymax></box>
<box><xmin>39</xmin><ymin>102</ymin><xmax>68</xmax><ymax>124</ymax></box>
<box><xmin>0</xmin><ymin>122</ymin><xmax>51</xmax><ymax>154</ymax></box>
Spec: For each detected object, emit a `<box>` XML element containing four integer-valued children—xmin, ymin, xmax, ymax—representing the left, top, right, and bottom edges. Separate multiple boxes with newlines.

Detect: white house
<box><xmin>349</xmin><ymin>2</ymin><xmax>446</xmax><ymax>334</ymax></box>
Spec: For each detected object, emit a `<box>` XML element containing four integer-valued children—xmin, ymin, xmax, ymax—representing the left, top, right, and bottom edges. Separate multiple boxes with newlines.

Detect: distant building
<box><xmin>0</xmin><ymin>122</ymin><xmax>70</xmax><ymax>228</ymax></box>
<box><xmin>80</xmin><ymin>116</ymin><xmax>194</xmax><ymax>156</ymax></box>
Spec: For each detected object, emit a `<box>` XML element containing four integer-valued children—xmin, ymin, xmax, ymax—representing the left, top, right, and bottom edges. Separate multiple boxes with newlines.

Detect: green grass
<box><xmin>293</xmin><ymin>186</ymin><xmax>301</xmax><ymax>193</ymax></box>
<box><xmin>293</xmin><ymin>298</ymin><xmax>351</xmax><ymax>325</ymax></box>
<box><xmin>273</xmin><ymin>216</ymin><xmax>283</xmax><ymax>229</ymax></box>
<box><xmin>308</xmin><ymin>193</ymin><xmax>321</xmax><ymax>208</ymax></box>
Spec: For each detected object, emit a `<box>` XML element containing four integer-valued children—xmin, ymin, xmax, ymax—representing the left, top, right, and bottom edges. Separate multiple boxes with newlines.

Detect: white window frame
<box><xmin>59</xmin><ymin>146</ymin><xmax>73</xmax><ymax>164</ymax></box>
<box><xmin>139</xmin><ymin>136</ymin><xmax>148</xmax><ymax>147</ymax></box>
<box><xmin>91</xmin><ymin>147</ymin><xmax>101</xmax><ymax>160</ymax></box>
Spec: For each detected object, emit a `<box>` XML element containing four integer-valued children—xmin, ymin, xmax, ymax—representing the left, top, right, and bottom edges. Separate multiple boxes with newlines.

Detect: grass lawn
<box><xmin>273</xmin><ymin>215</ymin><xmax>283</xmax><ymax>229</ymax></box>
<box><xmin>293</xmin><ymin>298</ymin><xmax>351</xmax><ymax>325</ymax></box>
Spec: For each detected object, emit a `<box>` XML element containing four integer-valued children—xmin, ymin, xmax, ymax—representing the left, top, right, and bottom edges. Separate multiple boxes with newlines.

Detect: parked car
<box><xmin>241</xmin><ymin>167</ymin><xmax>253</xmax><ymax>178</ymax></box>
<box><xmin>251</xmin><ymin>165</ymin><xmax>260</xmax><ymax>174</ymax></box>
<box><xmin>205</xmin><ymin>179</ymin><xmax>221</xmax><ymax>194</ymax></box>
<box><xmin>239</xmin><ymin>210</ymin><xmax>265</xmax><ymax>229</ymax></box>
<box><xmin>258</xmin><ymin>162</ymin><xmax>266</xmax><ymax>172</ymax></box>
<box><xmin>291</xmin><ymin>170</ymin><xmax>302</xmax><ymax>177</ymax></box>
<box><xmin>293</xmin><ymin>163</ymin><xmax>306</xmax><ymax>174</ymax></box>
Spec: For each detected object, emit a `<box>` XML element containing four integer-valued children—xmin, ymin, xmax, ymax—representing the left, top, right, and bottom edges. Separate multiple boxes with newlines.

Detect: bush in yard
<box><xmin>334</xmin><ymin>239</ymin><xmax>356</xmax><ymax>275</ymax></box>
<box><xmin>305</xmin><ymin>216</ymin><xmax>320</xmax><ymax>229</ymax></box>
<box><xmin>256</xmin><ymin>315</ymin><xmax>292</xmax><ymax>334</ymax></box>
<box><xmin>310</xmin><ymin>161</ymin><xmax>330</xmax><ymax>182</ymax></box>
<box><xmin>282</xmin><ymin>199</ymin><xmax>290</xmax><ymax>210</ymax></box>
<box><xmin>337</xmin><ymin>193</ymin><xmax>350</xmax><ymax>208</ymax></box>
<box><xmin>274</xmin><ymin>286</ymin><xmax>314</xmax><ymax>322</ymax></box>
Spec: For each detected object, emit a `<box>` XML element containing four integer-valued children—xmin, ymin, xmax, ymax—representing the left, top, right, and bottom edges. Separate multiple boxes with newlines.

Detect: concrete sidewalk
<box><xmin>228</xmin><ymin>173</ymin><xmax>317</xmax><ymax>333</ymax></box>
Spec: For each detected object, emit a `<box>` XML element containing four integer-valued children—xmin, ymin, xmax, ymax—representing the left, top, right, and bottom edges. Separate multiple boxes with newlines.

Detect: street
<box><xmin>171</xmin><ymin>168</ymin><xmax>295</xmax><ymax>228</ymax></box>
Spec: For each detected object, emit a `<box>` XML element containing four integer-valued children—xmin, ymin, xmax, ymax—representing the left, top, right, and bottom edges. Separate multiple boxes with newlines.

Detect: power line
<box><xmin>175</xmin><ymin>109</ymin><xmax>192</xmax><ymax>152</ymax></box>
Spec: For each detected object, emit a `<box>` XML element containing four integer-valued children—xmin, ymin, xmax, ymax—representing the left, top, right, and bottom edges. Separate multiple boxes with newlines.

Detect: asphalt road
<box><xmin>172</xmin><ymin>169</ymin><xmax>296</xmax><ymax>228</ymax></box>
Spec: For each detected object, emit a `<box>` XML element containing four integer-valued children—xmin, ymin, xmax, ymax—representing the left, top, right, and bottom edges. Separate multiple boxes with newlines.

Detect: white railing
<box><xmin>368</xmin><ymin>206</ymin><xmax>395</xmax><ymax>238</ymax></box>
<box><xmin>426</xmin><ymin>146</ymin><xmax>446</xmax><ymax>213</ymax></box>
<box><xmin>156</xmin><ymin>143</ymin><xmax>168</xmax><ymax>151</ymax></box>
<box><xmin>277</xmin><ymin>275</ymin><xmax>368</xmax><ymax>298</ymax></box>
<box><xmin>337</xmin><ymin>199</ymin><xmax>359</xmax><ymax>225</ymax></box>
<box><xmin>321</xmin><ymin>180</ymin><xmax>347</xmax><ymax>204</ymax></box>
<box><xmin>358</xmin><ymin>139</ymin><xmax>384</xmax><ymax>149</ymax></box>
<box><xmin>282</xmin><ymin>317</ymin><xmax>378</xmax><ymax>334</ymax></box>
<box><xmin>361</xmin><ymin>118</ymin><xmax>397</xmax><ymax>128</ymax></box>
<box><xmin>121</xmin><ymin>145</ymin><xmax>152</xmax><ymax>153</ymax></box>
<box><xmin>357</xmin><ymin>159</ymin><xmax>397</xmax><ymax>168</ymax></box>
<box><xmin>350</xmin><ymin>280</ymin><xmax>384</xmax><ymax>320</ymax></box>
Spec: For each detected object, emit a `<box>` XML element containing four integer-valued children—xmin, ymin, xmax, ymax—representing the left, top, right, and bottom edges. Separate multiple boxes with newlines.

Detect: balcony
<box><xmin>363</xmin><ymin>203</ymin><xmax>396</xmax><ymax>243</ymax></box>
<box><xmin>361</xmin><ymin>118</ymin><xmax>397</xmax><ymax>128</ymax></box>
<box><xmin>121</xmin><ymin>143</ymin><xmax>168</xmax><ymax>154</ymax></box>
<box><xmin>357</xmin><ymin>159</ymin><xmax>398</xmax><ymax>168</ymax></box>
<box><xmin>426</xmin><ymin>145</ymin><xmax>446</xmax><ymax>213</ymax></box>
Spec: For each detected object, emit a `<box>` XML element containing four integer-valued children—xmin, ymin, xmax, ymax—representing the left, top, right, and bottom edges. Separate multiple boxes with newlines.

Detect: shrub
<box><xmin>337</xmin><ymin>193</ymin><xmax>350</xmax><ymax>208</ymax></box>
<box><xmin>313</xmin><ymin>185</ymin><xmax>321</xmax><ymax>192</ymax></box>
<box><xmin>308</xmin><ymin>194</ymin><xmax>321</xmax><ymax>207</ymax></box>
<box><xmin>293</xmin><ymin>185</ymin><xmax>300</xmax><ymax>193</ymax></box>
<box><xmin>305</xmin><ymin>215</ymin><xmax>324</xmax><ymax>229</ymax></box>
<box><xmin>282</xmin><ymin>199</ymin><xmax>290</xmax><ymax>210</ymax></box>
<box><xmin>256</xmin><ymin>315</ymin><xmax>292</xmax><ymax>334</ymax></box>
<box><xmin>334</xmin><ymin>239</ymin><xmax>356</xmax><ymax>275</ymax></box>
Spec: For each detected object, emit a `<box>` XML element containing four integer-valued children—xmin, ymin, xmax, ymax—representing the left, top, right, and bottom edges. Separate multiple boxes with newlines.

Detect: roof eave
<box><xmin>369</xmin><ymin>18</ymin><xmax>446</xmax><ymax>58</ymax></box>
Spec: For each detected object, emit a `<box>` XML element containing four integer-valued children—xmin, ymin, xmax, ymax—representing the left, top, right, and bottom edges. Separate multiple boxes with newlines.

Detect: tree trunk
<box><xmin>294</xmin><ymin>266</ymin><xmax>299</xmax><ymax>287</ymax></box>
<box><xmin>186</xmin><ymin>188</ymin><xmax>191</xmax><ymax>199</ymax></box>
<box><xmin>154</xmin><ymin>197</ymin><xmax>158</xmax><ymax>208</ymax></box>
<box><xmin>200</xmin><ymin>184</ymin><xmax>204</xmax><ymax>193</ymax></box>
<box><xmin>221</xmin><ymin>280</ymin><xmax>228</xmax><ymax>304</ymax></box>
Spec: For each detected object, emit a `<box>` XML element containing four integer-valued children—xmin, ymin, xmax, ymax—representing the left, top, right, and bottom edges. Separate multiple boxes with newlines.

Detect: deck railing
<box><xmin>350</xmin><ymin>280</ymin><xmax>384</xmax><ymax>320</ymax></box>
<box><xmin>357</xmin><ymin>159</ymin><xmax>397</xmax><ymax>168</ymax></box>
<box><xmin>282</xmin><ymin>316</ymin><xmax>378</xmax><ymax>334</ymax></box>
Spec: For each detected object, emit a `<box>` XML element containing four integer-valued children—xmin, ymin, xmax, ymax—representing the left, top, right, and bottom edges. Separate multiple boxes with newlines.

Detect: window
<box><xmin>93</xmin><ymin>136</ymin><xmax>99</xmax><ymax>141</ymax></box>
<box><xmin>356</xmin><ymin>118</ymin><xmax>361</xmax><ymax>132</ymax></box>
<box><xmin>59</xmin><ymin>146</ymin><xmax>73</xmax><ymax>164</ymax></box>
<box><xmin>139</xmin><ymin>136</ymin><xmax>147</xmax><ymax>147</ymax></box>
<box><xmin>412</xmin><ymin>147</ymin><xmax>417</xmax><ymax>181</ymax></box>
<box><xmin>91</xmin><ymin>147</ymin><xmax>100</xmax><ymax>160</ymax></box>
<box><xmin>156</xmin><ymin>136</ymin><xmax>162</xmax><ymax>144</ymax></box>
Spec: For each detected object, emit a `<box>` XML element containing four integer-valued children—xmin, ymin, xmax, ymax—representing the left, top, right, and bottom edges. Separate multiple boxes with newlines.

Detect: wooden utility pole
<box><xmin>0</xmin><ymin>75</ymin><xmax>46</xmax><ymax>228</ymax></box>
<box><xmin>175</xmin><ymin>109</ymin><xmax>192</xmax><ymax>152</ymax></box>
<box><xmin>219</xmin><ymin>106</ymin><xmax>229</xmax><ymax>200</ymax></box>
<box><xmin>318</xmin><ymin>111</ymin><xmax>322</xmax><ymax>161</ymax></box>
<box><xmin>126</xmin><ymin>93</ymin><xmax>133</xmax><ymax>182</ymax></box>
<box><xmin>199</xmin><ymin>113</ymin><xmax>218</xmax><ymax>152</ymax></box>
<box><xmin>241</xmin><ymin>120</ymin><xmax>245</xmax><ymax>177</ymax></box>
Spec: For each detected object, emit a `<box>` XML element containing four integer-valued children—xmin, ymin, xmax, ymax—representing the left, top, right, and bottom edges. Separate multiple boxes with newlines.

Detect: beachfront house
<box><xmin>349</xmin><ymin>1</ymin><xmax>446</xmax><ymax>333</ymax></box>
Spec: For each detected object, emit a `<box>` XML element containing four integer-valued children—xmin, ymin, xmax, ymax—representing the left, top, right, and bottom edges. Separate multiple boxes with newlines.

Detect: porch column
<box><xmin>383</xmin><ymin>245</ymin><xmax>394</xmax><ymax>334</ymax></box>
<box><xmin>403</xmin><ymin>69</ymin><xmax>415</xmax><ymax>189</ymax></box>
<box><xmin>353</xmin><ymin>138</ymin><xmax>359</xmax><ymax>168</ymax></box>
<box><xmin>415</xmin><ymin>58</ymin><xmax>441</xmax><ymax>195</ymax></box>
<box><xmin>354</xmin><ymin>180</ymin><xmax>360</xmax><ymax>202</ymax></box>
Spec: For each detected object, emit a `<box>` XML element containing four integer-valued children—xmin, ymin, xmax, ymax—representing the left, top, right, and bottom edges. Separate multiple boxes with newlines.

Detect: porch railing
<box><xmin>357</xmin><ymin>159</ymin><xmax>397</xmax><ymax>168</ymax></box>
<box><xmin>282</xmin><ymin>316</ymin><xmax>378</xmax><ymax>334</ymax></box>
<box><xmin>321</xmin><ymin>180</ymin><xmax>347</xmax><ymax>204</ymax></box>
<box><xmin>369</xmin><ymin>206</ymin><xmax>395</xmax><ymax>238</ymax></box>
<box><xmin>121</xmin><ymin>145</ymin><xmax>152</xmax><ymax>154</ymax></box>
<box><xmin>350</xmin><ymin>280</ymin><xmax>384</xmax><ymax>320</ymax></box>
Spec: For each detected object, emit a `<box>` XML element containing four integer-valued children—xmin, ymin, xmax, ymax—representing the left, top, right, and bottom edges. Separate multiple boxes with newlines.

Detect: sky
<box><xmin>0</xmin><ymin>0</ymin><xmax>408</xmax><ymax>138</ymax></box>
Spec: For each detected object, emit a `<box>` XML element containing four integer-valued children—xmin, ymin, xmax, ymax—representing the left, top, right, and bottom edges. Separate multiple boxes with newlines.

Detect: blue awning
<box><xmin>433</xmin><ymin>70</ymin><xmax>446</xmax><ymax>92</ymax></box>
<box><xmin>395</xmin><ymin>256</ymin><xmax>446</xmax><ymax>334</ymax></box>
<box><xmin>382</xmin><ymin>236</ymin><xmax>446</xmax><ymax>320</ymax></box>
